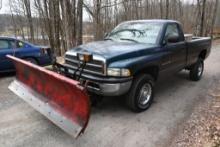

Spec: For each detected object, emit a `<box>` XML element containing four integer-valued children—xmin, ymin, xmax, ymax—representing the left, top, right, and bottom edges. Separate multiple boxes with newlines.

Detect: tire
<box><xmin>189</xmin><ymin>59</ymin><xmax>204</xmax><ymax>81</ymax></box>
<box><xmin>25</xmin><ymin>58</ymin><xmax>38</xmax><ymax>65</ymax></box>
<box><xmin>126</xmin><ymin>74</ymin><xmax>155</xmax><ymax>112</ymax></box>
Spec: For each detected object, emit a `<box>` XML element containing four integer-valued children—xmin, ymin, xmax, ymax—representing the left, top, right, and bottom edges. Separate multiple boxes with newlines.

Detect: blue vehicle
<box><xmin>0</xmin><ymin>37</ymin><xmax>54</xmax><ymax>72</ymax></box>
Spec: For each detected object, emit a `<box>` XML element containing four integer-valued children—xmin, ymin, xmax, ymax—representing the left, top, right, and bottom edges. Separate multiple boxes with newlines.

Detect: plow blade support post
<box><xmin>7</xmin><ymin>55</ymin><xmax>90</xmax><ymax>138</ymax></box>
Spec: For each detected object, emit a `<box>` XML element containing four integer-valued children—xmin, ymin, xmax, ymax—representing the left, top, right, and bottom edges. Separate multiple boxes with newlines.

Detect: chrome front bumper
<box><xmin>55</xmin><ymin>63</ymin><xmax>133</xmax><ymax>96</ymax></box>
<box><xmin>87</xmin><ymin>81</ymin><xmax>132</xmax><ymax>96</ymax></box>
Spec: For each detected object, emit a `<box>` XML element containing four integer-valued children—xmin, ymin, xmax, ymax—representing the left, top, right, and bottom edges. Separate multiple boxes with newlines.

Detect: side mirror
<box><xmin>166</xmin><ymin>34</ymin><xmax>179</xmax><ymax>43</ymax></box>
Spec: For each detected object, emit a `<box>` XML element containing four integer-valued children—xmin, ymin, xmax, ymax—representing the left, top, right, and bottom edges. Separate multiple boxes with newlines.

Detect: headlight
<box><xmin>107</xmin><ymin>68</ymin><xmax>131</xmax><ymax>77</ymax></box>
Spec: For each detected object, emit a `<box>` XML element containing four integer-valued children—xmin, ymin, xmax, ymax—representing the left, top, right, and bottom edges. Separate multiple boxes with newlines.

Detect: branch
<box><xmin>100</xmin><ymin>0</ymin><xmax>127</xmax><ymax>9</ymax></box>
<box><xmin>83</xmin><ymin>2</ymin><xmax>94</xmax><ymax>18</ymax></box>
<box><xmin>83</xmin><ymin>0</ymin><xmax>129</xmax><ymax>18</ymax></box>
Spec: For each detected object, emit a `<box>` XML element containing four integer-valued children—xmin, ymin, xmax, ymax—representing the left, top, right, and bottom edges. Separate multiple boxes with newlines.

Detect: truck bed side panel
<box><xmin>186</xmin><ymin>37</ymin><xmax>211</xmax><ymax>66</ymax></box>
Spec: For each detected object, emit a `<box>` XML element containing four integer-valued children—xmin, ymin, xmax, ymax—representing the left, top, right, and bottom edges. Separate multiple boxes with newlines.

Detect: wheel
<box><xmin>126</xmin><ymin>74</ymin><xmax>155</xmax><ymax>112</ymax></box>
<box><xmin>25</xmin><ymin>58</ymin><xmax>38</xmax><ymax>65</ymax></box>
<box><xmin>189</xmin><ymin>59</ymin><xmax>204</xmax><ymax>81</ymax></box>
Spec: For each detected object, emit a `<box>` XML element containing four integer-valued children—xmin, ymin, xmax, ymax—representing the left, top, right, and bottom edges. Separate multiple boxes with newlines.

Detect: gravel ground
<box><xmin>170</xmin><ymin>83</ymin><xmax>220</xmax><ymax>147</ymax></box>
<box><xmin>0</xmin><ymin>41</ymin><xmax>220</xmax><ymax>147</ymax></box>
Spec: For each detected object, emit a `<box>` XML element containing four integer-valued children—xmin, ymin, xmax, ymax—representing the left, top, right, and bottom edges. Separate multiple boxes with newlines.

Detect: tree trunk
<box><xmin>200</xmin><ymin>0</ymin><xmax>206</xmax><ymax>36</ymax></box>
<box><xmin>53</xmin><ymin>0</ymin><xmax>61</xmax><ymax>55</ymax></box>
<box><xmin>23</xmin><ymin>0</ymin><xmax>35</xmax><ymax>42</ymax></box>
<box><xmin>166</xmin><ymin>0</ymin><xmax>169</xmax><ymax>19</ymax></box>
<box><xmin>211</xmin><ymin>0</ymin><xmax>219</xmax><ymax>39</ymax></box>
<box><xmin>160</xmin><ymin>0</ymin><xmax>163</xmax><ymax>18</ymax></box>
<box><xmin>77</xmin><ymin>0</ymin><xmax>83</xmax><ymax>45</ymax></box>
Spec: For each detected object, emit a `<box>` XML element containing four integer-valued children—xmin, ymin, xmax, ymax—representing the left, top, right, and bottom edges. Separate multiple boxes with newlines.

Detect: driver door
<box><xmin>163</xmin><ymin>23</ymin><xmax>187</xmax><ymax>72</ymax></box>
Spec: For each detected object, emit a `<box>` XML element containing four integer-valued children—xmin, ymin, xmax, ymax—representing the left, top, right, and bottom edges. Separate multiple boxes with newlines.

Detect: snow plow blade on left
<box><xmin>7</xmin><ymin>55</ymin><xmax>90</xmax><ymax>138</ymax></box>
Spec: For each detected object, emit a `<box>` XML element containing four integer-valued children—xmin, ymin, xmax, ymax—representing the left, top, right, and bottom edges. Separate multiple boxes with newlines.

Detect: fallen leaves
<box><xmin>171</xmin><ymin>87</ymin><xmax>220</xmax><ymax>147</ymax></box>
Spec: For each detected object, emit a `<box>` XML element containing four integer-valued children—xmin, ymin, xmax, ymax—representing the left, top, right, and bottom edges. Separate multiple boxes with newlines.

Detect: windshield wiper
<box><xmin>120</xmin><ymin>38</ymin><xmax>139</xmax><ymax>43</ymax></box>
<box><xmin>111</xmin><ymin>29</ymin><xmax>143</xmax><ymax>36</ymax></box>
<box><xmin>104</xmin><ymin>38</ymin><xmax>114</xmax><ymax>41</ymax></box>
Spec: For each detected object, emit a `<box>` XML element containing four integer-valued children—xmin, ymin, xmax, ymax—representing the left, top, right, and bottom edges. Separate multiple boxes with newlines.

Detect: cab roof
<box><xmin>0</xmin><ymin>36</ymin><xmax>17</xmax><ymax>40</ymax></box>
<box><xmin>121</xmin><ymin>19</ymin><xmax>180</xmax><ymax>25</ymax></box>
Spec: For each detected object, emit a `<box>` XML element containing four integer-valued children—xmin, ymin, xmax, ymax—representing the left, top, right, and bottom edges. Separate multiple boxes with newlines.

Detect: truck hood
<box><xmin>67</xmin><ymin>40</ymin><xmax>159</xmax><ymax>61</ymax></box>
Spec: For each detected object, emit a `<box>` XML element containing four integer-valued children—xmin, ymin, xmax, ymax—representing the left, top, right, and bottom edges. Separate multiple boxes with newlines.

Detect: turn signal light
<box><xmin>77</xmin><ymin>53</ymin><xmax>93</xmax><ymax>62</ymax></box>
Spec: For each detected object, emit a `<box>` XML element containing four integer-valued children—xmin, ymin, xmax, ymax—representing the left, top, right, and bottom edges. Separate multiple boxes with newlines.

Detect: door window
<box><xmin>16</xmin><ymin>41</ymin><xmax>24</xmax><ymax>48</ymax></box>
<box><xmin>0</xmin><ymin>40</ymin><xmax>10</xmax><ymax>49</ymax></box>
<box><xmin>164</xmin><ymin>24</ymin><xmax>181</xmax><ymax>43</ymax></box>
<box><xmin>8</xmin><ymin>40</ymin><xmax>25</xmax><ymax>49</ymax></box>
<box><xmin>9</xmin><ymin>40</ymin><xmax>16</xmax><ymax>49</ymax></box>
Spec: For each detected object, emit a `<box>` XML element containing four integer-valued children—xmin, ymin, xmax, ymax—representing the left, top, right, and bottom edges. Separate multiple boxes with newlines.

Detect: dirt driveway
<box><xmin>0</xmin><ymin>43</ymin><xmax>220</xmax><ymax>147</ymax></box>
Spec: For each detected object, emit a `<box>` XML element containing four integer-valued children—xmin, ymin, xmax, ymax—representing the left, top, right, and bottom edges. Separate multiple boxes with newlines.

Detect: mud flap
<box><xmin>7</xmin><ymin>55</ymin><xmax>90</xmax><ymax>138</ymax></box>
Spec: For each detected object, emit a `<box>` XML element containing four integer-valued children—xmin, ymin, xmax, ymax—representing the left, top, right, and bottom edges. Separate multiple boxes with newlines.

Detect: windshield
<box><xmin>106</xmin><ymin>22</ymin><xmax>163</xmax><ymax>44</ymax></box>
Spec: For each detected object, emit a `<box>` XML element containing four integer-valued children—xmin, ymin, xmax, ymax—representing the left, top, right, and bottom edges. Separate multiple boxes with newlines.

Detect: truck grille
<box><xmin>65</xmin><ymin>54</ymin><xmax>105</xmax><ymax>76</ymax></box>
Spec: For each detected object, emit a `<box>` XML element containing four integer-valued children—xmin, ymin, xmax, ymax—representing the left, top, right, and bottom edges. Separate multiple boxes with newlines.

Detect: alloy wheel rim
<box><xmin>197</xmin><ymin>63</ymin><xmax>203</xmax><ymax>77</ymax></box>
<box><xmin>138</xmin><ymin>83</ymin><xmax>152</xmax><ymax>106</ymax></box>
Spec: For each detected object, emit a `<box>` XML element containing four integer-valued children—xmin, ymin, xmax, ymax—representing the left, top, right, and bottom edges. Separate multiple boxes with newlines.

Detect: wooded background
<box><xmin>1</xmin><ymin>0</ymin><xmax>220</xmax><ymax>55</ymax></box>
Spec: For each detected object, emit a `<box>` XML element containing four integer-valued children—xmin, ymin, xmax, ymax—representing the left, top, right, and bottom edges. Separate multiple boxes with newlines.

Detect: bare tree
<box><xmin>211</xmin><ymin>0</ymin><xmax>219</xmax><ymax>39</ymax></box>
<box><xmin>6</xmin><ymin>0</ymin><xmax>219</xmax><ymax>56</ymax></box>
<box><xmin>200</xmin><ymin>0</ymin><xmax>206</xmax><ymax>36</ymax></box>
<box><xmin>165</xmin><ymin>0</ymin><xmax>169</xmax><ymax>19</ymax></box>
<box><xmin>23</xmin><ymin>0</ymin><xmax>35</xmax><ymax>42</ymax></box>
<box><xmin>77</xmin><ymin>0</ymin><xmax>83</xmax><ymax>45</ymax></box>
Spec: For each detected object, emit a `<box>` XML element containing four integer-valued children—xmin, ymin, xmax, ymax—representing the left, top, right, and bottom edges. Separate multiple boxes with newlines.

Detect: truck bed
<box><xmin>186</xmin><ymin>37</ymin><xmax>212</xmax><ymax>66</ymax></box>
